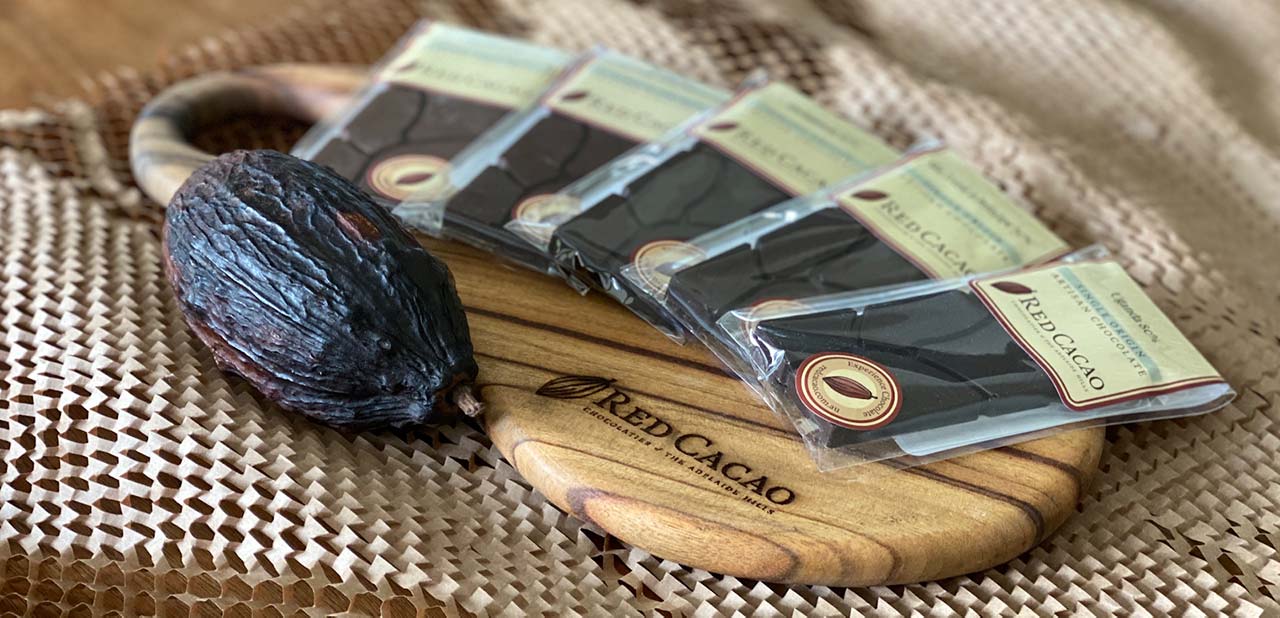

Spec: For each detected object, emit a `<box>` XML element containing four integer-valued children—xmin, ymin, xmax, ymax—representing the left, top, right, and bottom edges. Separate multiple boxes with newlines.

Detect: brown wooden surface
<box><xmin>130</xmin><ymin>64</ymin><xmax>367</xmax><ymax>205</ymax></box>
<box><xmin>129</xmin><ymin>62</ymin><xmax>1107</xmax><ymax>585</ymax></box>
<box><xmin>0</xmin><ymin>0</ymin><xmax>307</xmax><ymax>108</ymax></box>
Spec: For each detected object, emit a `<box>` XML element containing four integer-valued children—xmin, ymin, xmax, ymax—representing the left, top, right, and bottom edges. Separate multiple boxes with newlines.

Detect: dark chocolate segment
<box><xmin>751</xmin><ymin>289</ymin><xmax>1057</xmax><ymax>448</ymax></box>
<box><xmin>665</xmin><ymin>207</ymin><xmax>926</xmax><ymax>337</ymax></box>
<box><xmin>550</xmin><ymin>141</ymin><xmax>793</xmax><ymax>333</ymax></box>
<box><xmin>440</xmin><ymin>110</ymin><xmax>637</xmax><ymax>271</ymax></box>
<box><xmin>308</xmin><ymin>84</ymin><xmax>511</xmax><ymax>207</ymax></box>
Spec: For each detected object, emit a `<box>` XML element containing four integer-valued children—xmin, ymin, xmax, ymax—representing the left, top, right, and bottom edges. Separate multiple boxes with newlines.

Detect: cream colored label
<box><xmin>837</xmin><ymin>149</ymin><xmax>1069</xmax><ymax>279</ymax></box>
<box><xmin>972</xmin><ymin>261</ymin><xmax>1223</xmax><ymax>410</ymax></box>
<box><xmin>690</xmin><ymin>82</ymin><xmax>898</xmax><ymax>196</ymax></box>
<box><xmin>380</xmin><ymin>24</ymin><xmax>569</xmax><ymax>109</ymax></box>
<box><xmin>545</xmin><ymin>54</ymin><xmax>727</xmax><ymax>142</ymax></box>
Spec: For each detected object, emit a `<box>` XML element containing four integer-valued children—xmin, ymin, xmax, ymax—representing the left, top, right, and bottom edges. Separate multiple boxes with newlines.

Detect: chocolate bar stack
<box><xmin>295</xmin><ymin>19</ymin><xmax>1233</xmax><ymax>471</ymax></box>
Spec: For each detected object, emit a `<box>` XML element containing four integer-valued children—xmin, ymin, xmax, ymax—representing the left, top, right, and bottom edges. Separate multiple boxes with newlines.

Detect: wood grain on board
<box><xmin>130</xmin><ymin>64</ymin><xmax>1106</xmax><ymax>586</ymax></box>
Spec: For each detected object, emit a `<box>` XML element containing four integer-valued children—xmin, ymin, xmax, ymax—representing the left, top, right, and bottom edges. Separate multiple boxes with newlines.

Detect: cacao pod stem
<box><xmin>453</xmin><ymin>384</ymin><xmax>485</xmax><ymax>417</ymax></box>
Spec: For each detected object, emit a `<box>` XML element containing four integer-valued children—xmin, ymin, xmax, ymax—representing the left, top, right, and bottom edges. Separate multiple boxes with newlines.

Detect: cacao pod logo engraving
<box><xmin>706</xmin><ymin>121</ymin><xmax>739</xmax><ymax>132</ymax></box>
<box><xmin>992</xmin><ymin>281</ymin><xmax>1034</xmax><ymax>295</ymax></box>
<box><xmin>536</xmin><ymin>375</ymin><xmax>616</xmax><ymax>399</ymax></box>
<box><xmin>822</xmin><ymin>376</ymin><xmax>876</xmax><ymax>400</ymax></box>
<box><xmin>851</xmin><ymin>190</ymin><xmax>888</xmax><ymax>201</ymax></box>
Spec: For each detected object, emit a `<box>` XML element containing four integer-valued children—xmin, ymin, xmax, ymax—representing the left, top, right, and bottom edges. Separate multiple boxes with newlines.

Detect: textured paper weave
<box><xmin>2</xmin><ymin>0</ymin><xmax>1278</xmax><ymax>614</ymax></box>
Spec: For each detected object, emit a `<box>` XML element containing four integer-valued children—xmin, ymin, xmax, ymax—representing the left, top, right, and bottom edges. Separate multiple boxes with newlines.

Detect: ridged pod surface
<box><xmin>164</xmin><ymin>149</ymin><xmax>479</xmax><ymax>429</ymax></box>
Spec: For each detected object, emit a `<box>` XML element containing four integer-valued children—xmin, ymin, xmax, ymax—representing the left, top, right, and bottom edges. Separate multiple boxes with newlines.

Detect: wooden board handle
<box><xmin>129</xmin><ymin>63</ymin><xmax>366</xmax><ymax>204</ymax></box>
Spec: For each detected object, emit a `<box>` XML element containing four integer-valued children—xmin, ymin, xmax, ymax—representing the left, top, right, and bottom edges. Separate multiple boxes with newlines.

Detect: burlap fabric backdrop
<box><xmin>2</xmin><ymin>0</ymin><xmax>1277</xmax><ymax>614</ymax></box>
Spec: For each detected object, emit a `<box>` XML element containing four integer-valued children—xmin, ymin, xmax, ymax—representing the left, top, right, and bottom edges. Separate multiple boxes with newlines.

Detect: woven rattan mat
<box><xmin>2</xmin><ymin>0</ymin><xmax>1278</xmax><ymax>614</ymax></box>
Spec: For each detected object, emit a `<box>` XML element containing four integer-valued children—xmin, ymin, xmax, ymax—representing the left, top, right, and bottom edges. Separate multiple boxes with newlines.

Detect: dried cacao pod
<box><xmin>163</xmin><ymin>149</ymin><xmax>480</xmax><ymax>429</ymax></box>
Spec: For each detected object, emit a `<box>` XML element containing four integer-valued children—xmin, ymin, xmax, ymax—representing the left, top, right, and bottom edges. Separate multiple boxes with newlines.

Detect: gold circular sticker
<box><xmin>366</xmin><ymin>154</ymin><xmax>451</xmax><ymax>202</ymax></box>
<box><xmin>630</xmin><ymin>240</ymin><xmax>708</xmax><ymax>293</ymax></box>
<box><xmin>737</xmin><ymin>298</ymin><xmax>809</xmax><ymax>338</ymax></box>
<box><xmin>795</xmin><ymin>353</ymin><xmax>902</xmax><ymax>430</ymax></box>
<box><xmin>511</xmin><ymin>193</ymin><xmax>582</xmax><ymax>243</ymax></box>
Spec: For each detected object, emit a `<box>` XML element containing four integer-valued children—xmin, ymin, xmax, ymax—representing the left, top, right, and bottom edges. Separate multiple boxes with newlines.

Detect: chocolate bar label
<box><xmin>972</xmin><ymin>261</ymin><xmax>1224</xmax><ymax>410</ymax></box>
<box><xmin>382</xmin><ymin>23</ymin><xmax>569</xmax><ymax>109</ymax></box>
<box><xmin>691</xmin><ymin>82</ymin><xmax>898</xmax><ymax>196</ymax></box>
<box><xmin>545</xmin><ymin>53</ymin><xmax>728</xmax><ymax>142</ymax></box>
<box><xmin>837</xmin><ymin>149</ymin><xmax>1070</xmax><ymax>279</ymax></box>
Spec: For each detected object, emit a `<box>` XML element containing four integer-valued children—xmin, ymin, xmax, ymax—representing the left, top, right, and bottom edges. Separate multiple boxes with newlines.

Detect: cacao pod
<box><xmin>164</xmin><ymin>149</ymin><xmax>480</xmax><ymax>429</ymax></box>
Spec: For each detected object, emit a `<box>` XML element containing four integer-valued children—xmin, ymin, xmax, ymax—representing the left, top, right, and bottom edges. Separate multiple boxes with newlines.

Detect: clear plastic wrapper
<box><xmin>628</xmin><ymin>143</ymin><xmax>1071</xmax><ymax>358</ymax></box>
<box><xmin>292</xmin><ymin>21</ymin><xmax>569</xmax><ymax>215</ymax></box>
<box><xmin>403</xmin><ymin>48</ymin><xmax>729</xmax><ymax>272</ymax></box>
<box><xmin>507</xmin><ymin>74</ymin><xmax>901</xmax><ymax>339</ymax></box>
<box><xmin>718</xmin><ymin>249</ymin><xmax>1235</xmax><ymax>470</ymax></box>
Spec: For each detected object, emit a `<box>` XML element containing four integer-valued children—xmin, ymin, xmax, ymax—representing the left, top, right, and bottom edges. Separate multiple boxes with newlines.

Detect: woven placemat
<box><xmin>2</xmin><ymin>0</ymin><xmax>1277</xmax><ymax>614</ymax></box>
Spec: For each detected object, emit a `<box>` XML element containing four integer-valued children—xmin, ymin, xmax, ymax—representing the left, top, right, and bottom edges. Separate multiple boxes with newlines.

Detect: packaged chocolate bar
<box><xmin>509</xmin><ymin>76</ymin><xmax>900</xmax><ymax>339</ymax></box>
<box><xmin>630</xmin><ymin>144</ymin><xmax>1071</xmax><ymax>365</ymax></box>
<box><xmin>635</xmin><ymin>143</ymin><xmax>1071</xmax><ymax>378</ymax></box>
<box><xmin>404</xmin><ymin>48</ymin><xmax>729</xmax><ymax>271</ymax></box>
<box><xmin>292</xmin><ymin>21</ymin><xmax>569</xmax><ymax>211</ymax></box>
<box><xmin>719</xmin><ymin>251</ymin><xmax>1235</xmax><ymax>470</ymax></box>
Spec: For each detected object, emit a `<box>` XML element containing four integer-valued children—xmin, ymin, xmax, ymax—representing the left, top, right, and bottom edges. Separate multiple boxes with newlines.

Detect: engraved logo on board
<box><xmin>533</xmin><ymin>375</ymin><xmax>797</xmax><ymax>510</ymax></box>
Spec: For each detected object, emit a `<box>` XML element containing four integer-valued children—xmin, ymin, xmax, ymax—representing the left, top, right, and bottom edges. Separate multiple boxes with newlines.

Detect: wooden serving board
<box><xmin>449</xmin><ymin>239</ymin><xmax>1103</xmax><ymax>586</ymax></box>
<box><xmin>132</xmin><ymin>64</ymin><xmax>1105</xmax><ymax>587</ymax></box>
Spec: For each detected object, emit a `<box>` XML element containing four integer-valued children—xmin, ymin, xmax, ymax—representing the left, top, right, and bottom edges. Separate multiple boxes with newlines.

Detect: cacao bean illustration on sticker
<box><xmin>164</xmin><ymin>150</ymin><xmax>482</xmax><ymax>430</ymax></box>
<box><xmin>823</xmin><ymin>376</ymin><xmax>876</xmax><ymax>400</ymax></box>
<box><xmin>396</xmin><ymin>171</ymin><xmax>435</xmax><ymax>185</ymax></box>
<box><xmin>559</xmin><ymin>90</ymin><xmax>590</xmax><ymax>102</ymax></box>
<box><xmin>992</xmin><ymin>281</ymin><xmax>1034</xmax><ymax>295</ymax></box>
<box><xmin>706</xmin><ymin>121</ymin><xmax>738</xmax><ymax>132</ymax></box>
<box><xmin>852</xmin><ymin>190</ymin><xmax>888</xmax><ymax>201</ymax></box>
<box><xmin>536</xmin><ymin>376</ymin><xmax>617</xmax><ymax>400</ymax></box>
